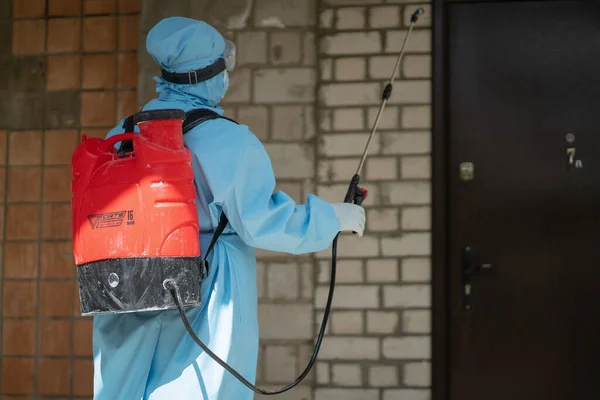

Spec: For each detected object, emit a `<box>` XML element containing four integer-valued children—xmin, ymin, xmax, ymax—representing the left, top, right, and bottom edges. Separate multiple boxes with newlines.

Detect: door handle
<box><xmin>462</xmin><ymin>246</ymin><xmax>492</xmax><ymax>310</ymax></box>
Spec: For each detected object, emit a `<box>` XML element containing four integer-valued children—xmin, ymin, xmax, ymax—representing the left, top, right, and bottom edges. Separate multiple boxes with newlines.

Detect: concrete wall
<box><xmin>140</xmin><ymin>1</ymin><xmax>432</xmax><ymax>399</ymax></box>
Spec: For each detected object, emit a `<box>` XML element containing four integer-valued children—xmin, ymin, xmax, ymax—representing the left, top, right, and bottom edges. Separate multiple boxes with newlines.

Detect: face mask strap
<box><xmin>161</xmin><ymin>58</ymin><xmax>227</xmax><ymax>85</ymax></box>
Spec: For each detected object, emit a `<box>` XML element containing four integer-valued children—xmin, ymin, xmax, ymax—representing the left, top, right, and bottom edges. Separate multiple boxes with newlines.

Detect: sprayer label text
<box><xmin>88</xmin><ymin>210</ymin><xmax>134</xmax><ymax>229</ymax></box>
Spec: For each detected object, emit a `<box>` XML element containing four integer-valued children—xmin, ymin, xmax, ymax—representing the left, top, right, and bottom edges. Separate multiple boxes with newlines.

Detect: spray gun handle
<box><xmin>344</xmin><ymin>174</ymin><xmax>368</xmax><ymax>206</ymax></box>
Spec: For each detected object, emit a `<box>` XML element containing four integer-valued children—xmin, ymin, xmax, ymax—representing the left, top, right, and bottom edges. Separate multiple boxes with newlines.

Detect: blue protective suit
<box><xmin>91</xmin><ymin>17</ymin><xmax>341</xmax><ymax>400</ymax></box>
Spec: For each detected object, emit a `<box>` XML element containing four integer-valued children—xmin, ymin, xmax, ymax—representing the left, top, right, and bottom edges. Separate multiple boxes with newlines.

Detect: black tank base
<box><xmin>77</xmin><ymin>257</ymin><xmax>202</xmax><ymax>316</ymax></box>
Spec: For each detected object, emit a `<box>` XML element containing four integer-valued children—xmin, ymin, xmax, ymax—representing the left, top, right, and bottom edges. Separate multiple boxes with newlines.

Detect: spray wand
<box><xmin>167</xmin><ymin>7</ymin><xmax>426</xmax><ymax>395</ymax></box>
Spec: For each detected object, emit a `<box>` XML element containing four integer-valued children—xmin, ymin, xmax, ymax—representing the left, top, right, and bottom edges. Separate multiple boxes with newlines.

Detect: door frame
<box><xmin>431</xmin><ymin>1</ymin><xmax>581</xmax><ymax>399</ymax></box>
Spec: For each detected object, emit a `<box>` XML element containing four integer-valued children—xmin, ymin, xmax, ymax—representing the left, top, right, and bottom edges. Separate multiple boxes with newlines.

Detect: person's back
<box><xmin>92</xmin><ymin>16</ymin><xmax>365</xmax><ymax>400</ymax></box>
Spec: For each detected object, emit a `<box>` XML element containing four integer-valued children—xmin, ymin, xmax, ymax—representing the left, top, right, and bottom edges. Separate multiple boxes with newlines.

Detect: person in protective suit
<box><xmin>93</xmin><ymin>16</ymin><xmax>366</xmax><ymax>399</ymax></box>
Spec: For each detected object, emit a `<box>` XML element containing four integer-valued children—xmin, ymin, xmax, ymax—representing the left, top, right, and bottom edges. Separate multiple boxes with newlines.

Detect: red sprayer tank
<box><xmin>72</xmin><ymin>109</ymin><xmax>203</xmax><ymax>316</ymax></box>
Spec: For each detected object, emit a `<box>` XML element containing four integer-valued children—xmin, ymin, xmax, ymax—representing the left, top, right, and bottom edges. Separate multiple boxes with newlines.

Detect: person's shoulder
<box><xmin>193</xmin><ymin>115</ymin><xmax>264</xmax><ymax>148</ymax></box>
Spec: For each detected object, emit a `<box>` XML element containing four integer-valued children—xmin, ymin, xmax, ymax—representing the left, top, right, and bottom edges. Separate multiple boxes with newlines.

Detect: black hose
<box><xmin>165</xmin><ymin>232</ymin><xmax>340</xmax><ymax>395</ymax></box>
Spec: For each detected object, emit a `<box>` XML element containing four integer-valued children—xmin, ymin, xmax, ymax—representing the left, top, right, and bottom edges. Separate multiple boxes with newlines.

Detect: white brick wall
<box><xmin>315</xmin><ymin>2</ymin><xmax>432</xmax><ymax>399</ymax></box>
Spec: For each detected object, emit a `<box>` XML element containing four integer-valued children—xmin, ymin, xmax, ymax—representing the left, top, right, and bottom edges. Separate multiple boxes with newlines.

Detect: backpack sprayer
<box><xmin>71</xmin><ymin>7</ymin><xmax>424</xmax><ymax>396</ymax></box>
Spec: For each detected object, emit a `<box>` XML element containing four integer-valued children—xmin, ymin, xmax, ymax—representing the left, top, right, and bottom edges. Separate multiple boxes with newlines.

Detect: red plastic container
<box><xmin>71</xmin><ymin>109</ymin><xmax>202</xmax><ymax>315</ymax></box>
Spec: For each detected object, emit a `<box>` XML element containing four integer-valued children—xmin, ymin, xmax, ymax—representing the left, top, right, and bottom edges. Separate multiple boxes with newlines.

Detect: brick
<box><xmin>382</xmin><ymin>181</ymin><xmax>430</xmax><ymax>205</ymax></box>
<box><xmin>402</xmin><ymin>206</ymin><xmax>430</xmax><ymax>231</ymax></box>
<box><xmin>259</xmin><ymin>385</ymin><xmax>313</xmax><ymax>400</ymax></box>
<box><xmin>319</xmin><ymin>109</ymin><xmax>333</xmax><ymax>131</ymax></box>
<box><xmin>317</xmin><ymin>182</ymin><xmax>381</xmax><ymax>206</ymax></box>
<box><xmin>370</xmin><ymin>6</ymin><xmax>400</xmax><ymax>28</ymax></box>
<box><xmin>325</xmin><ymin>0</ymin><xmax>381</xmax><ymax>4</ymax></box>
<box><xmin>272</xmin><ymin>106</ymin><xmax>303</xmax><ymax>141</ymax></box>
<box><xmin>318</xmin><ymin>259</ymin><xmax>362</xmax><ymax>283</ymax></box>
<box><xmin>403</xmin><ymin>5</ymin><xmax>432</xmax><ymax>28</ymax></box>
<box><xmin>386</xmin><ymin>80</ymin><xmax>431</xmax><ymax>105</ymax></box>
<box><xmin>276</xmin><ymin>182</ymin><xmax>303</xmax><ymax>204</ymax></box>
<box><xmin>258</xmin><ymin>304</ymin><xmax>313</xmax><ymax>339</ymax></box>
<box><xmin>321</xmin><ymin>133</ymin><xmax>381</xmax><ymax>157</ymax></box>
<box><xmin>303</xmin><ymin>32</ymin><xmax>316</xmax><ymax>66</ymax></box>
<box><xmin>369</xmin><ymin>55</ymin><xmax>398</xmax><ymax>79</ymax></box>
<box><xmin>316</xmin><ymin>233</ymin><xmax>380</xmax><ymax>258</ymax></box>
<box><xmin>401</xmin><ymin>155</ymin><xmax>431</xmax><ymax>179</ymax></box>
<box><xmin>366</xmin><ymin>157</ymin><xmax>397</xmax><ymax>181</ymax></box>
<box><xmin>254</xmin><ymin>68</ymin><xmax>315</xmax><ymax>103</ymax></box>
<box><xmin>366</xmin><ymin>259</ymin><xmax>399</xmax><ymax>282</ymax></box>
<box><xmin>300</xmin><ymin>262</ymin><xmax>313</xmax><ymax>299</ymax></box>
<box><xmin>367</xmin><ymin>310</ymin><xmax>398</xmax><ymax>334</ymax></box>
<box><xmin>402</xmin><ymin>257</ymin><xmax>430</xmax><ymax>282</ymax></box>
<box><xmin>331</xmin><ymin>311</ymin><xmax>364</xmax><ymax>334</ymax></box>
<box><xmin>257</xmin><ymin>262</ymin><xmax>266</xmax><ymax>298</ymax></box>
<box><xmin>404</xmin><ymin>361</ymin><xmax>431</xmax><ymax>386</ymax></box>
<box><xmin>320</xmin><ymin>9</ymin><xmax>334</xmax><ymax>28</ymax></box>
<box><xmin>404</xmin><ymin>55</ymin><xmax>431</xmax><ymax>78</ymax></box>
<box><xmin>369</xmin><ymin>365</ymin><xmax>398</xmax><ymax>387</ymax></box>
<box><xmin>335</xmin><ymin>57</ymin><xmax>366</xmax><ymax>81</ymax></box>
<box><xmin>318</xmin><ymin>158</ymin><xmax>361</xmax><ymax>183</ymax></box>
<box><xmin>321</xmin><ymin>32</ymin><xmax>381</xmax><ymax>55</ymax></box>
<box><xmin>318</xmin><ymin>337</ymin><xmax>380</xmax><ymax>361</ymax></box>
<box><xmin>265</xmin><ymin>345</ymin><xmax>297</xmax><ymax>382</ymax></box>
<box><xmin>317</xmin><ymin>362</ymin><xmax>330</xmax><ymax>384</ymax></box>
<box><xmin>382</xmin><ymin>132</ymin><xmax>429</xmax><ymax>155</ymax></box>
<box><xmin>382</xmin><ymin>336</ymin><xmax>430</xmax><ymax>359</ymax></box>
<box><xmin>383</xmin><ymin>285</ymin><xmax>430</xmax><ymax>307</ymax></box>
<box><xmin>385</xmin><ymin>30</ymin><xmax>431</xmax><ymax>53</ymax></box>
<box><xmin>238</xmin><ymin>106</ymin><xmax>268</xmax><ymax>140</ymax></box>
<box><xmin>383</xmin><ymin>389</ymin><xmax>431</xmax><ymax>400</ymax></box>
<box><xmin>271</xmin><ymin>31</ymin><xmax>302</xmax><ymax>65</ymax></box>
<box><xmin>316</xmin><ymin>389</ymin><xmax>379</xmax><ymax>400</ymax></box>
<box><xmin>367</xmin><ymin>311</ymin><xmax>399</xmax><ymax>335</ymax></box>
<box><xmin>332</xmin><ymin>108</ymin><xmax>363</xmax><ymax>131</ymax></box>
<box><xmin>255</xmin><ymin>0</ymin><xmax>316</xmax><ymax>27</ymax></box>
<box><xmin>237</xmin><ymin>32</ymin><xmax>267</xmax><ymax>65</ymax></box>
<box><xmin>304</xmin><ymin>106</ymin><xmax>316</xmax><ymax>139</ymax></box>
<box><xmin>267</xmin><ymin>263</ymin><xmax>299</xmax><ymax>299</ymax></box>
<box><xmin>225</xmin><ymin>68</ymin><xmax>251</xmax><ymax>103</ymax></box>
<box><xmin>321</xmin><ymin>82</ymin><xmax>380</xmax><ymax>106</ymax></box>
<box><xmin>321</xmin><ymin>58</ymin><xmax>333</xmax><ymax>80</ymax></box>
<box><xmin>366</xmin><ymin>209</ymin><xmax>399</xmax><ymax>232</ymax></box>
<box><xmin>315</xmin><ymin>285</ymin><xmax>378</xmax><ymax>309</ymax></box>
<box><xmin>336</xmin><ymin>7</ymin><xmax>365</xmax><ymax>30</ymax></box>
<box><xmin>403</xmin><ymin>310</ymin><xmax>431</xmax><ymax>333</ymax></box>
<box><xmin>332</xmin><ymin>364</ymin><xmax>362</xmax><ymax>386</ymax></box>
<box><xmin>382</xmin><ymin>233</ymin><xmax>430</xmax><ymax>256</ymax></box>
<box><xmin>316</xmin><ymin>182</ymin><xmax>353</xmax><ymax>203</ymax></box>
<box><xmin>265</xmin><ymin>143</ymin><xmax>314</xmax><ymax>179</ymax></box>
<box><xmin>368</xmin><ymin>106</ymin><xmax>399</xmax><ymax>130</ymax></box>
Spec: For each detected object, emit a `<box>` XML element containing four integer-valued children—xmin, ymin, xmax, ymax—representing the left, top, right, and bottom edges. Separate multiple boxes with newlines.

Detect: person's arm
<box><xmin>219</xmin><ymin>133</ymin><xmax>341</xmax><ymax>255</ymax></box>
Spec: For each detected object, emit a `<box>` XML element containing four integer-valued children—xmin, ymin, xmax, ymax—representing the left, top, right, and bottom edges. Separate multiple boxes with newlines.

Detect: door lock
<box><xmin>462</xmin><ymin>246</ymin><xmax>492</xmax><ymax>310</ymax></box>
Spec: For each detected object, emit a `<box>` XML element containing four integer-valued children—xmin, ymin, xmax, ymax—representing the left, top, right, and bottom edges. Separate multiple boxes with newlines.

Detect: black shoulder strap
<box><xmin>200</xmin><ymin>212</ymin><xmax>229</xmax><ymax>278</ymax></box>
<box><xmin>123</xmin><ymin>115</ymin><xmax>135</xmax><ymax>132</ymax></box>
<box><xmin>182</xmin><ymin>108</ymin><xmax>238</xmax><ymax>278</ymax></box>
<box><xmin>116</xmin><ymin>115</ymin><xmax>136</xmax><ymax>156</ymax></box>
<box><xmin>182</xmin><ymin>108</ymin><xmax>238</xmax><ymax>134</ymax></box>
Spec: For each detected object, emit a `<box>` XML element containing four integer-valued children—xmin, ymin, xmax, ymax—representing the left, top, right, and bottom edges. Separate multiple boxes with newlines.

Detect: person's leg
<box><xmin>93</xmin><ymin>312</ymin><xmax>162</xmax><ymax>400</ymax></box>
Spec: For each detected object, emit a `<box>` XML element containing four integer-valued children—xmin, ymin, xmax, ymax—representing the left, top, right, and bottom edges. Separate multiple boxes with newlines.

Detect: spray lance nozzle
<box><xmin>411</xmin><ymin>7</ymin><xmax>425</xmax><ymax>23</ymax></box>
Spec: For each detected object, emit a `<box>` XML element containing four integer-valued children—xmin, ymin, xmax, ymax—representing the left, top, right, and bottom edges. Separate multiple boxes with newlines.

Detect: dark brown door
<box><xmin>447</xmin><ymin>1</ymin><xmax>600</xmax><ymax>399</ymax></box>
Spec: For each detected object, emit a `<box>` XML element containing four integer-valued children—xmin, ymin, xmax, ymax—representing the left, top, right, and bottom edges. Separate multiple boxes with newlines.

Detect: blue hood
<box><xmin>145</xmin><ymin>16</ymin><xmax>229</xmax><ymax>110</ymax></box>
